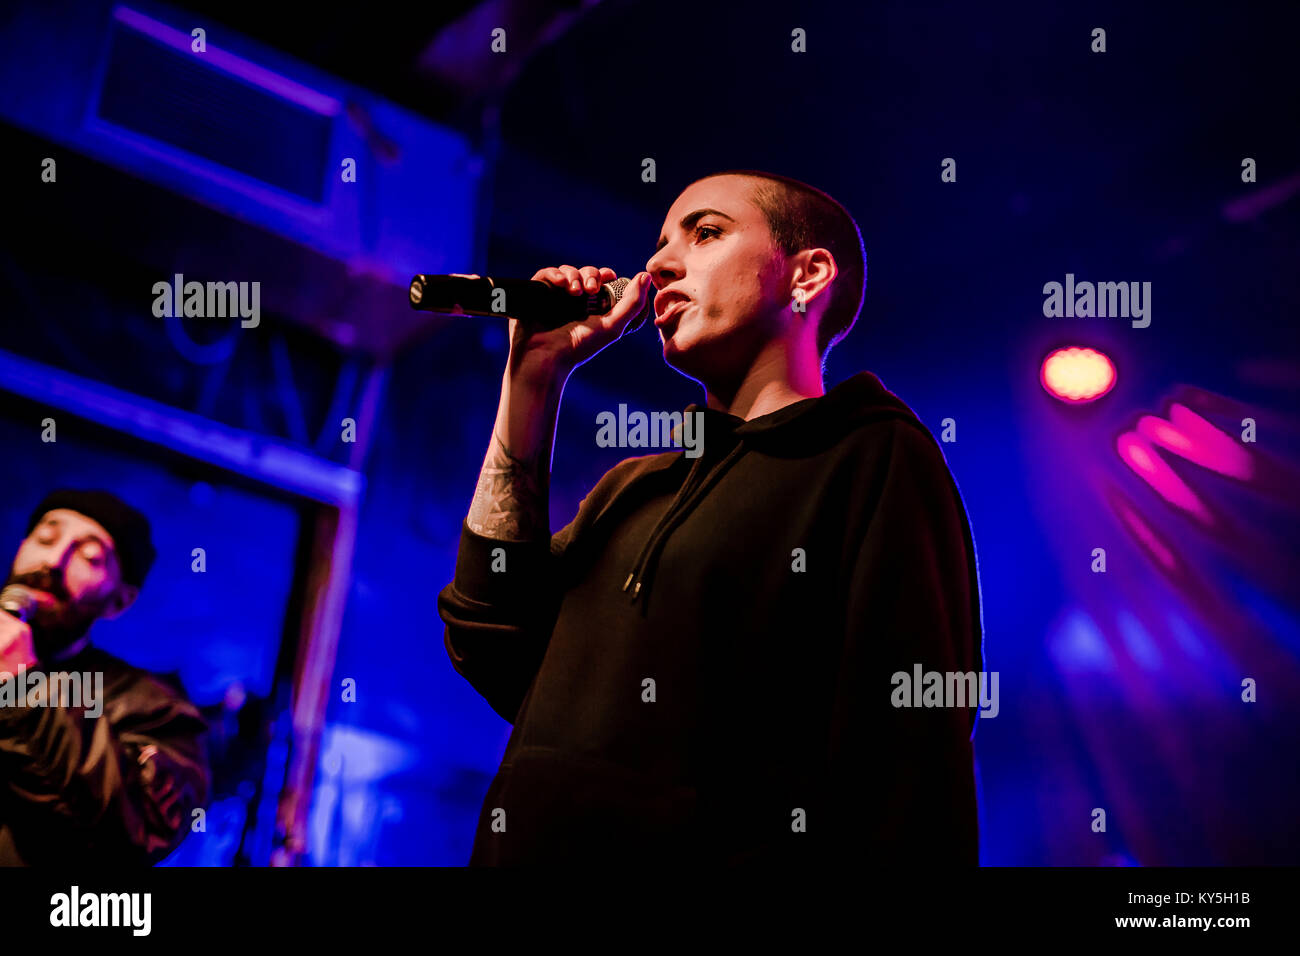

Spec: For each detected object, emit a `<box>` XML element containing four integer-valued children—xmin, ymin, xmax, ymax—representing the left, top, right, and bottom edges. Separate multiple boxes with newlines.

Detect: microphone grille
<box><xmin>604</xmin><ymin>276</ymin><xmax>631</xmax><ymax>305</ymax></box>
<box><xmin>0</xmin><ymin>584</ymin><xmax>37</xmax><ymax>623</ymax></box>
<box><xmin>605</xmin><ymin>276</ymin><xmax>654</xmax><ymax>336</ymax></box>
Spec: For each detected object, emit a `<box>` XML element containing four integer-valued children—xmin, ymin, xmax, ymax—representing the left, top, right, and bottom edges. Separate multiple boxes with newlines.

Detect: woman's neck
<box><xmin>705</xmin><ymin>344</ymin><xmax>825</xmax><ymax>420</ymax></box>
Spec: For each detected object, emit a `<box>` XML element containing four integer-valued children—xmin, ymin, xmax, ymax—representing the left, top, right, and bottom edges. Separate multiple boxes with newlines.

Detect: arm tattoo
<box><xmin>467</xmin><ymin>430</ymin><xmax>549</xmax><ymax>541</ymax></box>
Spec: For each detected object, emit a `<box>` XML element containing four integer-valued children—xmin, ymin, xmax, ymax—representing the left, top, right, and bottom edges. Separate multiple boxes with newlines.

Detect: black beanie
<box><xmin>24</xmin><ymin>489</ymin><xmax>156</xmax><ymax>588</ymax></box>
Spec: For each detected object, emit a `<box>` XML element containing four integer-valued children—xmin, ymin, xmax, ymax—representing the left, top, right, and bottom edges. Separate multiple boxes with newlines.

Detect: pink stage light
<box><xmin>1041</xmin><ymin>347</ymin><xmax>1116</xmax><ymax>403</ymax></box>
<box><xmin>1116</xmin><ymin>431</ymin><xmax>1214</xmax><ymax>525</ymax></box>
<box><xmin>1137</xmin><ymin>405</ymin><xmax>1254</xmax><ymax>480</ymax></box>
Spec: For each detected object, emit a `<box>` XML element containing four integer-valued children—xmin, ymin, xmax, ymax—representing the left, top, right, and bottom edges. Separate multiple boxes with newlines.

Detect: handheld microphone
<box><xmin>0</xmin><ymin>585</ymin><xmax>37</xmax><ymax>623</ymax></box>
<box><xmin>408</xmin><ymin>274</ymin><xmax>651</xmax><ymax>333</ymax></box>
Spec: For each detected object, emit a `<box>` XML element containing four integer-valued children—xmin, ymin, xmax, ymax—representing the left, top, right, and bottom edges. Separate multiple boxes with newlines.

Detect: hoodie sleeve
<box><xmin>438</xmin><ymin>454</ymin><xmax>674</xmax><ymax>725</ymax></box>
<box><xmin>826</xmin><ymin>421</ymin><xmax>983</xmax><ymax>863</ymax></box>
<box><xmin>437</xmin><ymin>518</ymin><xmax>576</xmax><ymax>724</ymax></box>
<box><xmin>0</xmin><ymin>671</ymin><xmax>210</xmax><ymax>865</ymax></box>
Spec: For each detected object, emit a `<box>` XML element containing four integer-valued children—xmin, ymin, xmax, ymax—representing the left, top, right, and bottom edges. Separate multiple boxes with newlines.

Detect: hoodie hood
<box><xmin>622</xmin><ymin>371</ymin><xmax>923</xmax><ymax>612</ymax></box>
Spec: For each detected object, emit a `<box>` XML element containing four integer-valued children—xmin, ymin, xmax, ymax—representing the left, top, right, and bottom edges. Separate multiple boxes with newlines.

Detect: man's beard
<box><xmin>3</xmin><ymin>567</ymin><xmax>100</xmax><ymax>661</ymax></box>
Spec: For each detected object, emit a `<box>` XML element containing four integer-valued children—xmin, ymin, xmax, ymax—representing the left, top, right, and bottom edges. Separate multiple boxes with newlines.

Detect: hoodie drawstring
<box><xmin>621</xmin><ymin>440</ymin><xmax>747</xmax><ymax>614</ymax></box>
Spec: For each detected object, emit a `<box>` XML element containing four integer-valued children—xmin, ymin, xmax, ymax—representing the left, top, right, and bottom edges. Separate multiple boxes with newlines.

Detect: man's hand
<box><xmin>0</xmin><ymin>614</ymin><xmax>38</xmax><ymax>680</ymax></box>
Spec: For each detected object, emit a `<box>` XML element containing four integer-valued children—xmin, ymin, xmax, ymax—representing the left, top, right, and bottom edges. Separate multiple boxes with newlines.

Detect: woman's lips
<box><xmin>654</xmin><ymin>300</ymin><xmax>688</xmax><ymax>327</ymax></box>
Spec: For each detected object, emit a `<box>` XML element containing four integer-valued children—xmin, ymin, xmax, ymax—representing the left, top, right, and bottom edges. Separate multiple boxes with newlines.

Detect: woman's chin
<box><xmin>661</xmin><ymin>335</ymin><xmax>692</xmax><ymax>368</ymax></box>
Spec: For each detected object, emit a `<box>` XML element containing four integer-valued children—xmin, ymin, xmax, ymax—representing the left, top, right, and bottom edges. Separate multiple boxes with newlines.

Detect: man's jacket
<box><xmin>438</xmin><ymin>370</ymin><xmax>985</xmax><ymax>865</ymax></box>
<box><xmin>0</xmin><ymin>643</ymin><xmax>210</xmax><ymax>865</ymax></box>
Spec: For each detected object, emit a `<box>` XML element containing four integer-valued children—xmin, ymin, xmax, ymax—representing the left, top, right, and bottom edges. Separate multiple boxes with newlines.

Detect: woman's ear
<box><xmin>101</xmin><ymin>582</ymin><xmax>139</xmax><ymax>620</ymax></box>
<box><xmin>788</xmin><ymin>248</ymin><xmax>838</xmax><ymax>311</ymax></box>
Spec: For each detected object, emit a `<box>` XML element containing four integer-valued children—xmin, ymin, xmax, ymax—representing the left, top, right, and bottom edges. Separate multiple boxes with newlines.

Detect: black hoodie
<box><xmin>438</xmin><ymin>370</ymin><xmax>984</xmax><ymax>865</ymax></box>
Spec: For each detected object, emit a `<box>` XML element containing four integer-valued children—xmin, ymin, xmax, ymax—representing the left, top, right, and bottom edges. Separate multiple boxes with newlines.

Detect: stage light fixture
<box><xmin>1041</xmin><ymin>347</ymin><xmax>1116</xmax><ymax>403</ymax></box>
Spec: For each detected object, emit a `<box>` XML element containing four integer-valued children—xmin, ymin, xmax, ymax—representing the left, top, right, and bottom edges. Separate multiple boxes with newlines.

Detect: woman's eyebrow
<box><xmin>655</xmin><ymin>208</ymin><xmax>736</xmax><ymax>251</ymax></box>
